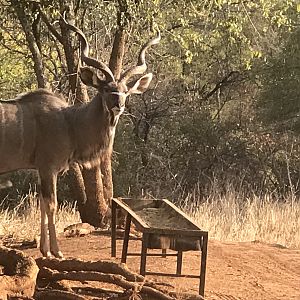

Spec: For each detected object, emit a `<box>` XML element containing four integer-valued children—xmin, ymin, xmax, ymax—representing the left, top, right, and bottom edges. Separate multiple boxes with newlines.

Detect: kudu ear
<box><xmin>127</xmin><ymin>73</ymin><xmax>153</xmax><ymax>95</ymax></box>
<box><xmin>80</xmin><ymin>67</ymin><xmax>105</xmax><ymax>89</ymax></box>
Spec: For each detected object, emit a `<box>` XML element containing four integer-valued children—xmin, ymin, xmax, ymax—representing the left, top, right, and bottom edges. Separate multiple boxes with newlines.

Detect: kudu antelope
<box><xmin>0</xmin><ymin>20</ymin><xmax>160</xmax><ymax>258</ymax></box>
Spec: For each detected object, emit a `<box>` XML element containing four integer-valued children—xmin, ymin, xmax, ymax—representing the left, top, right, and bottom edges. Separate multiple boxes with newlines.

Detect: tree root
<box><xmin>36</xmin><ymin>257</ymin><xmax>204</xmax><ymax>300</ymax></box>
<box><xmin>0</xmin><ymin>246</ymin><xmax>39</xmax><ymax>299</ymax></box>
<box><xmin>2</xmin><ymin>253</ymin><xmax>201</xmax><ymax>300</ymax></box>
<box><xmin>34</xmin><ymin>289</ymin><xmax>88</xmax><ymax>300</ymax></box>
<box><xmin>39</xmin><ymin>267</ymin><xmax>175</xmax><ymax>300</ymax></box>
<box><xmin>36</xmin><ymin>257</ymin><xmax>144</xmax><ymax>282</ymax></box>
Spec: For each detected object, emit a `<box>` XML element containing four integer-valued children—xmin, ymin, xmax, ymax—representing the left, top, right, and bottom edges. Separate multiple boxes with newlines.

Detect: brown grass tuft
<box><xmin>1</xmin><ymin>189</ymin><xmax>299</xmax><ymax>249</ymax></box>
<box><xmin>181</xmin><ymin>189</ymin><xmax>300</xmax><ymax>249</ymax></box>
<box><xmin>0</xmin><ymin>192</ymin><xmax>80</xmax><ymax>242</ymax></box>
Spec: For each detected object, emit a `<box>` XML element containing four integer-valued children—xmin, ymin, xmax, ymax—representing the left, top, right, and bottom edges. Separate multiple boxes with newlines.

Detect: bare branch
<box><xmin>0</xmin><ymin>41</ymin><xmax>28</xmax><ymax>56</ymax></box>
<box><xmin>38</xmin><ymin>8</ymin><xmax>64</xmax><ymax>44</ymax></box>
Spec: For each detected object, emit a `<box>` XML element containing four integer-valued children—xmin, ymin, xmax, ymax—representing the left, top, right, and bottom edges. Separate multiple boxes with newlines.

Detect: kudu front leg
<box><xmin>39</xmin><ymin>197</ymin><xmax>51</xmax><ymax>258</ymax></box>
<box><xmin>39</xmin><ymin>172</ymin><xmax>63</xmax><ymax>259</ymax></box>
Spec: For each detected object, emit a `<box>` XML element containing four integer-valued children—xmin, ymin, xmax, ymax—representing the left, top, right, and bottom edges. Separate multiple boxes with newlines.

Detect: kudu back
<box><xmin>0</xmin><ymin>19</ymin><xmax>160</xmax><ymax>258</ymax></box>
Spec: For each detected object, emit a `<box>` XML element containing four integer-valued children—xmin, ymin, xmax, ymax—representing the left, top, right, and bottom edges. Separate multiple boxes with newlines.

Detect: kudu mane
<box><xmin>63</xmin><ymin>93</ymin><xmax>113</xmax><ymax>168</ymax></box>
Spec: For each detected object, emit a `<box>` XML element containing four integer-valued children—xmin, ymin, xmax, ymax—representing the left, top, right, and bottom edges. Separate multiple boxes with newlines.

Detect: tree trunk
<box><xmin>80</xmin><ymin>167</ymin><xmax>109</xmax><ymax>226</ymax></box>
<box><xmin>109</xmin><ymin>28</ymin><xmax>127</xmax><ymax>80</ymax></box>
<box><xmin>11</xmin><ymin>0</ymin><xmax>48</xmax><ymax>88</ymax></box>
<box><xmin>58</xmin><ymin>0</ymin><xmax>89</xmax><ymax>103</ymax></box>
<box><xmin>67</xmin><ymin>164</ymin><xmax>87</xmax><ymax>220</ymax></box>
<box><xmin>101</xmin><ymin>15</ymin><xmax>128</xmax><ymax>207</ymax></box>
<box><xmin>100</xmin><ymin>149</ymin><xmax>114</xmax><ymax>207</ymax></box>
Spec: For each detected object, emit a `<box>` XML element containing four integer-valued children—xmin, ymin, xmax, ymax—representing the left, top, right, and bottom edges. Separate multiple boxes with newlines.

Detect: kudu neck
<box><xmin>65</xmin><ymin>93</ymin><xmax>119</xmax><ymax>167</ymax></box>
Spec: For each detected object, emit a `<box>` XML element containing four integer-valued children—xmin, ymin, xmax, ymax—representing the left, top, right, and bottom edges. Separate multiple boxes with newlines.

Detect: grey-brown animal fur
<box><xmin>0</xmin><ymin>19</ymin><xmax>160</xmax><ymax>258</ymax></box>
<box><xmin>0</xmin><ymin>88</ymin><xmax>116</xmax><ymax>173</ymax></box>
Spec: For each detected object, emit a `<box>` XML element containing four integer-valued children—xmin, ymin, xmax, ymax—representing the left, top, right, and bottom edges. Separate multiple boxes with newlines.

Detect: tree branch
<box><xmin>0</xmin><ymin>41</ymin><xmax>28</xmax><ymax>56</ymax></box>
<box><xmin>38</xmin><ymin>7</ymin><xmax>64</xmax><ymax>44</ymax></box>
<box><xmin>202</xmin><ymin>71</ymin><xmax>241</xmax><ymax>101</ymax></box>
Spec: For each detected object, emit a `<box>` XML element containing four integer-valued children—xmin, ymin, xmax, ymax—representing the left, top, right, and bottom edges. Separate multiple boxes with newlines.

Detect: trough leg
<box><xmin>121</xmin><ymin>213</ymin><xmax>132</xmax><ymax>263</ymax></box>
<box><xmin>176</xmin><ymin>250</ymin><xmax>183</xmax><ymax>275</ymax></box>
<box><xmin>111</xmin><ymin>200</ymin><xmax>117</xmax><ymax>257</ymax></box>
<box><xmin>140</xmin><ymin>233</ymin><xmax>149</xmax><ymax>276</ymax></box>
<box><xmin>199</xmin><ymin>233</ymin><xmax>208</xmax><ymax>297</ymax></box>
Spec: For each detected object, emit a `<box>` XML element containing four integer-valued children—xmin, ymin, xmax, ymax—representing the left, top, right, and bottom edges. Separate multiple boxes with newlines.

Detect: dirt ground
<box><xmin>21</xmin><ymin>232</ymin><xmax>300</xmax><ymax>300</ymax></box>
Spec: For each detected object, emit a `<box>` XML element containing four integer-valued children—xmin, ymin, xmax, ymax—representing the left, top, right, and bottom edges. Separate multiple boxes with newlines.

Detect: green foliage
<box><xmin>0</xmin><ymin>5</ymin><xmax>35</xmax><ymax>98</ymax></box>
<box><xmin>259</xmin><ymin>27</ymin><xmax>300</xmax><ymax>131</ymax></box>
<box><xmin>1</xmin><ymin>0</ymin><xmax>300</xmax><ymax>199</ymax></box>
<box><xmin>0</xmin><ymin>49</ymin><xmax>35</xmax><ymax>99</ymax></box>
<box><xmin>112</xmin><ymin>0</ymin><xmax>300</xmax><ymax>197</ymax></box>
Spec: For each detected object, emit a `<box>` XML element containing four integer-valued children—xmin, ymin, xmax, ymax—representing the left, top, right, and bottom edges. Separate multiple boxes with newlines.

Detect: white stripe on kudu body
<box><xmin>0</xmin><ymin>17</ymin><xmax>159</xmax><ymax>258</ymax></box>
<box><xmin>16</xmin><ymin>103</ymin><xmax>25</xmax><ymax>156</ymax></box>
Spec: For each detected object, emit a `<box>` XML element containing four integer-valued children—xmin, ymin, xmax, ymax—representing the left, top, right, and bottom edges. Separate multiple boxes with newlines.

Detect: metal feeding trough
<box><xmin>111</xmin><ymin>198</ymin><xmax>208</xmax><ymax>297</ymax></box>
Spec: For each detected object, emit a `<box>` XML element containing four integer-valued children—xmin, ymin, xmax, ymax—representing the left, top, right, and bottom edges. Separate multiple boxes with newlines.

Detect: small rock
<box><xmin>64</xmin><ymin>223</ymin><xmax>95</xmax><ymax>237</ymax></box>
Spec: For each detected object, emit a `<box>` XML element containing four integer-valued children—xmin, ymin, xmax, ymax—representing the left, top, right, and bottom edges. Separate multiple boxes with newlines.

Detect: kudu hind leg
<box><xmin>39</xmin><ymin>172</ymin><xmax>63</xmax><ymax>258</ymax></box>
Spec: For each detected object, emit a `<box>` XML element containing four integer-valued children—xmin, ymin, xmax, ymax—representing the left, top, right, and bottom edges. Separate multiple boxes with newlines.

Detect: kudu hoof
<box><xmin>51</xmin><ymin>250</ymin><xmax>64</xmax><ymax>259</ymax></box>
<box><xmin>41</xmin><ymin>251</ymin><xmax>53</xmax><ymax>259</ymax></box>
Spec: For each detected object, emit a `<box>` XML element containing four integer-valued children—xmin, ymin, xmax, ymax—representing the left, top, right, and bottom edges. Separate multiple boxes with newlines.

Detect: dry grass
<box><xmin>181</xmin><ymin>190</ymin><xmax>300</xmax><ymax>249</ymax></box>
<box><xmin>0</xmin><ymin>189</ymin><xmax>299</xmax><ymax>249</ymax></box>
<box><xmin>0</xmin><ymin>192</ymin><xmax>80</xmax><ymax>242</ymax></box>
